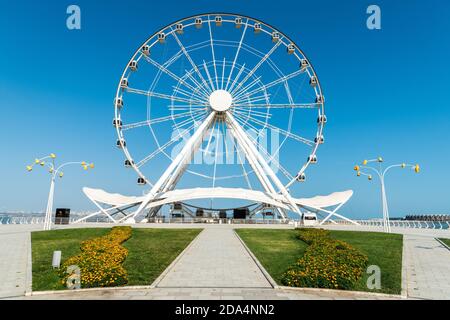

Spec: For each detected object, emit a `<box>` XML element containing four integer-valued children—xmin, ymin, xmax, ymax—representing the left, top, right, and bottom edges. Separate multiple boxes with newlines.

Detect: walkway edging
<box><xmin>277</xmin><ymin>286</ymin><xmax>405</xmax><ymax>299</ymax></box>
<box><xmin>233</xmin><ymin>229</ymin><xmax>277</xmax><ymax>288</ymax></box>
<box><xmin>401</xmin><ymin>234</ymin><xmax>408</xmax><ymax>298</ymax></box>
<box><xmin>435</xmin><ymin>238</ymin><xmax>450</xmax><ymax>252</ymax></box>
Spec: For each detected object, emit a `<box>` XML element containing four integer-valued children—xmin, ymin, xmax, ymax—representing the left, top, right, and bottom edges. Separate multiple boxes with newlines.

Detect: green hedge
<box><xmin>281</xmin><ymin>228</ymin><xmax>368</xmax><ymax>290</ymax></box>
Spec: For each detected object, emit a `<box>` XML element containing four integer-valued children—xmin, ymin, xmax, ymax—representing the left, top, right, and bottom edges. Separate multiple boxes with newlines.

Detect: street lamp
<box><xmin>26</xmin><ymin>153</ymin><xmax>94</xmax><ymax>230</ymax></box>
<box><xmin>353</xmin><ymin>157</ymin><xmax>419</xmax><ymax>233</ymax></box>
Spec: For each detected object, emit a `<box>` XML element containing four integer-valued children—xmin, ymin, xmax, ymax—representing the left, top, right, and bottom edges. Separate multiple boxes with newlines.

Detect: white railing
<box><xmin>2</xmin><ymin>215</ymin><xmax>448</xmax><ymax>230</ymax></box>
<box><xmin>146</xmin><ymin>217</ymin><xmax>289</xmax><ymax>225</ymax></box>
<box><xmin>323</xmin><ymin>219</ymin><xmax>450</xmax><ymax>230</ymax></box>
<box><xmin>0</xmin><ymin>216</ymin><xmax>290</xmax><ymax>225</ymax></box>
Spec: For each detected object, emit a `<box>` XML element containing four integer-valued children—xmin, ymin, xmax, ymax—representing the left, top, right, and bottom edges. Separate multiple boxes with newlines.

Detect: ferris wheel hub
<box><xmin>209</xmin><ymin>89</ymin><xmax>233</xmax><ymax>112</ymax></box>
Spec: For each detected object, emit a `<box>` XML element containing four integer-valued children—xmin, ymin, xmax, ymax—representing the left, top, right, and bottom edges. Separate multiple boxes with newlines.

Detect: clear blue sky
<box><xmin>1</xmin><ymin>0</ymin><xmax>449</xmax><ymax>219</ymax></box>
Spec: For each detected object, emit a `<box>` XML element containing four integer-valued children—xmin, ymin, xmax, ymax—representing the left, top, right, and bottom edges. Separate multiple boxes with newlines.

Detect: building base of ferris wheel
<box><xmin>72</xmin><ymin>187</ymin><xmax>358</xmax><ymax>225</ymax></box>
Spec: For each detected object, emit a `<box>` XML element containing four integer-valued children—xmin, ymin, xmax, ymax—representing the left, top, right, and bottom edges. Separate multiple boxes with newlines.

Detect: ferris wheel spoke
<box><xmin>136</xmin><ymin>121</ymin><xmax>197</xmax><ymax>169</ymax></box>
<box><xmin>121</xmin><ymin>109</ymin><xmax>205</xmax><ymax>131</ymax></box>
<box><xmin>225</xmin><ymin>18</ymin><xmax>249</xmax><ymax>91</ymax></box>
<box><xmin>126</xmin><ymin>87</ymin><xmax>204</xmax><ymax>105</ymax></box>
<box><xmin>223</xmin><ymin>119</ymin><xmax>253</xmax><ymax>189</ymax></box>
<box><xmin>169</xmin><ymin>105</ymin><xmax>208</xmax><ymax>112</ymax></box>
<box><xmin>207</xmin><ymin>17</ymin><xmax>220</xmax><ymax>89</ymax></box>
<box><xmin>233</xmin><ymin>108</ymin><xmax>272</xmax><ymax>119</ymax></box>
<box><xmin>221</xmin><ymin>58</ymin><xmax>226</xmax><ymax>89</ymax></box>
<box><xmin>227</xmin><ymin>64</ymin><xmax>246</xmax><ymax>95</ymax></box>
<box><xmin>170</xmin><ymin>29</ymin><xmax>213</xmax><ymax>94</ymax></box>
<box><xmin>172</xmin><ymin>110</ymin><xmax>208</xmax><ymax>131</ymax></box>
<box><xmin>203</xmin><ymin>60</ymin><xmax>217</xmax><ymax>91</ymax></box>
<box><xmin>233</xmin><ymin>113</ymin><xmax>265</xmax><ymax>137</ymax></box>
<box><xmin>233</xmin><ymin>69</ymin><xmax>304</xmax><ymax>101</ymax></box>
<box><xmin>233</xmin><ymin>103</ymin><xmax>320</xmax><ymax>109</ymax></box>
<box><xmin>233</xmin><ymin>94</ymin><xmax>270</xmax><ymax>105</ymax></box>
<box><xmin>143</xmin><ymin>56</ymin><xmax>209</xmax><ymax>101</ymax></box>
<box><xmin>243</xmin><ymin>115</ymin><xmax>314</xmax><ymax>146</ymax></box>
<box><xmin>229</xmin><ymin>40</ymin><xmax>283</xmax><ymax>95</ymax></box>
<box><xmin>171</xmin><ymin>85</ymin><xmax>208</xmax><ymax>103</ymax></box>
<box><xmin>183</xmin><ymin>70</ymin><xmax>213</xmax><ymax>98</ymax></box>
<box><xmin>212</xmin><ymin>120</ymin><xmax>221</xmax><ymax>188</ymax></box>
<box><xmin>243</xmin><ymin>129</ymin><xmax>294</xmax><ymax>181</ymax></box>
<box><xmin>231</xmin><ymin>76</ymin><xmax>262</xmax><ymax>99</ymax></box>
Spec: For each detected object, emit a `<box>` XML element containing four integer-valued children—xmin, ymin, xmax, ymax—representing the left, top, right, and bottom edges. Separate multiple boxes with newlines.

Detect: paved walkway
<box><xmin>403</xmin><ymin>235</ymin><xmax>450</xmax><ymax>299</ymax></box>
<box><xmin>156</xmin><ymin>228</ymin><xmax>271</xmax><ymax>288</ymax></box>
<box><xmin>18</xmin><ymin>287</ymin><xmax>398</xmax><ymax>300</ymax></box>
<box><xmin>0</xmin><ymin>227</ymin><xmax>35</xmax><ymax>298</ymax></box>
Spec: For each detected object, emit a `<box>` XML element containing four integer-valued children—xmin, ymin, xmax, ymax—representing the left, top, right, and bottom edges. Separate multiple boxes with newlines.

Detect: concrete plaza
<box><xmin>0</xmin><ymin>223</ymin><xmax>449</xmax><ymax>300</ymax></box>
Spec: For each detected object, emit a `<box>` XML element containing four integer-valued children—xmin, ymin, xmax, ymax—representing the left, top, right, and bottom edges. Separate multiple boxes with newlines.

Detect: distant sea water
<box><xmin>0</xmin><ymin>213</ymin><xmax>45</xmax><ymax>224</ymax></box>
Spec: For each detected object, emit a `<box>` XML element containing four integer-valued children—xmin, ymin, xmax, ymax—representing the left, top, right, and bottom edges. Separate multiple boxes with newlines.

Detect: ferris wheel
<box><xmin>113</xmin><ymin>13</ymin><xmax>326</xmax><ymax>220</ymax></box>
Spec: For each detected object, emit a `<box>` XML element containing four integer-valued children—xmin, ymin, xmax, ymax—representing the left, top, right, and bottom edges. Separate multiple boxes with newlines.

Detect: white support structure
<box><xmin>77</xmin><ymin>187</ymin><xmax>357</xmax><ymax>224</ymax></box>
<box><xmin>226</xmin><ymin>113</ymin><xmax>301</xmax><ymax>217</ymax></box>
<box><xmin>129</xmin><ymin>112</ymin><xmax>216</xmax><ymax>220</ymax></box>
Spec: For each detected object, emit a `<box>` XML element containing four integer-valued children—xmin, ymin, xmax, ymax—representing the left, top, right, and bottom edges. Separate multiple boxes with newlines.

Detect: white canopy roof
<box><xmin>83</xmin><ymin>187</ymin><xmax>353</xmax><ymax>210</ymax></box>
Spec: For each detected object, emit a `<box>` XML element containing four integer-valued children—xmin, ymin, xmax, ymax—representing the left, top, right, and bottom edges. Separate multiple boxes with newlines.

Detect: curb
<box><xmin>276</xmin><ymin>286</ymin><xmax>405</xmax><ymax>299</ymax></box>
<box><xmin>29</xmin><ymin>284</ymin><xmax>155</xmax><ymax>296</ymax></box>
<box><xmin>435</xmin><ymin>238</ymin><xmax>450</xmax><ymax>252</ymax></box>
<box><xmin>25</xmin><ymin>231</ymin><xmax>33</xmax><ymax>296</ymax></box>
<box><xmin>401</xmin><ymin>234</ymin><xmax>408</xmax><ymax>298</ymax></box>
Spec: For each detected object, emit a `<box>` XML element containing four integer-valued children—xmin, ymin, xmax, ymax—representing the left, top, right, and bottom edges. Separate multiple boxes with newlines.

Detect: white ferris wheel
<box><xmin>113</xmin><ymin>13</ymin><xmax>326</xmax><ymax>221</ymax></box>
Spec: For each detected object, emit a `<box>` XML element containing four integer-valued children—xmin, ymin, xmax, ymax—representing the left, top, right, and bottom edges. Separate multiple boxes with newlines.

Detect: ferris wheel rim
<box><xmin>114</xmin><ymin>12</ymin><xmax>326</xmax><ymax>190</ymax></box>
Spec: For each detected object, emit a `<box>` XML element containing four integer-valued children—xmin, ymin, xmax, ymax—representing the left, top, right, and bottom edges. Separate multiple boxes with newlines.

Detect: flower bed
<box><xmin>281</xmin><ymin>228</ymin><xmax>368</xmax><ymax>290</ymax></box>
<box><xmin>58</xmin><ymin>226</ymin><xmax>132</xmax><ymax>288</ymax></box>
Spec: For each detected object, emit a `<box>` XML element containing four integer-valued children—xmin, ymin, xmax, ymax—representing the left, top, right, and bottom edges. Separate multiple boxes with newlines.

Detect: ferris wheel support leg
<box><xmin>225</xmin><ymin>117</ymin><xmax>286</xmax><ymax>219</ymax></box>
<box><xmin>318</xmin><ymin>201</ymin><xmax>347</xmax><ymax>225</ymax></box>
<box><xmin>130</xmin><ymin>112</ymin><xmax>217</xmax><ymax>220</ymax></box>
<box><xmin>226</xmin><ymin>113</ymin><xmax>301</xmax><ymax>219</ymax></box>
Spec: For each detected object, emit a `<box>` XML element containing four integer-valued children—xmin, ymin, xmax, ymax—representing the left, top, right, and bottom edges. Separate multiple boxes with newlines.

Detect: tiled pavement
<box><xmin>0</xmin><ymin>226</ymin><xmax>37</xmax><ymax>298</ymax></box>
<box><xmin>403</xmin><ymin>235</ymin><xmax>450</xmax><ymax>299</ymax></box>
<box><xmin>17</xmin><ymin>287</ymin><xmax>400</xmax><ymax>300</ymax></box>
<box><xmin>156</xmin><ymin>228</ymin><xmax>272</xmax><ymax>288</ymax></box>
<box><xmin>1</xmin><ymin>223</ymin><xmax>450</xmax><ymax>300</ymax></box>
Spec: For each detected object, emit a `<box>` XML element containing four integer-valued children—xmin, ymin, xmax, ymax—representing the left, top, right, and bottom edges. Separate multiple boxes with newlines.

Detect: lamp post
<box><xmin>26</xmin><ymin>154</ymin><xmax>94</xmax><ymax>230</ymax></box>
<box><xmin>353</xmin><ymin>157</ymin><xmax>419</xmax><ymax>233</ymax></box>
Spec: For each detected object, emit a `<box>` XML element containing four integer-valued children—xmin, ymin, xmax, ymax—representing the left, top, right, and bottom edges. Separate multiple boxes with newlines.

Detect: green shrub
<box><xmin>281</xmin><ymin>228</ymin><xmax>368</xmax><ymax>290</ymax></box>
<box><xmin>296</xmin><ymin>228</ymin><xmax>330</xmax><ymax>244</ymax></box>
<box><xmin>58</xmin><ymin>226</ymin><xmax>132</xmax><ymax>288</ymax></box>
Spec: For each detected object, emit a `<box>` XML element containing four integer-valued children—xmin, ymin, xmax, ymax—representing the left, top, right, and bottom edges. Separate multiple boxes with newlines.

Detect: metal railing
<box><xmin>1</xmin><ymin>215</ymin><xmax>448</xmax><ymax>230</ymax></box>
<box><xmin>323</xmin><ymin>219</ymin><xmax>450</xmax><ymax>230</ymax></box>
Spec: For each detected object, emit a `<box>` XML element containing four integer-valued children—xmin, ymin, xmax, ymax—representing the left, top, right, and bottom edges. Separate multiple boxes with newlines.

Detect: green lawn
<box><xmin>235</xmin><ymin>229</ymin><xmax>309</xmax><ymax>284</ymax></box>
<box><xmin>439</xmin><ymin>238</ymin><xmax>450</xmax><ymax>247</ymax></box>
<box><xmin>123</xmin><ymin>228</ymin><xmax>201</xmax><ymax>285</ymax></box>
<box><xmin>31</xmin><ymin>228</ymin><xmax>111</xmax><ymax>291</ymax></box>
<box><xmin>236</xmin><ymin>228</ymin><xmax>403</xmax><ymax>294</ymax></box>
<box><xmin>31</xmin><ymin>227</ymin><xmax>202</xmax><ymax>291</ymax></box>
